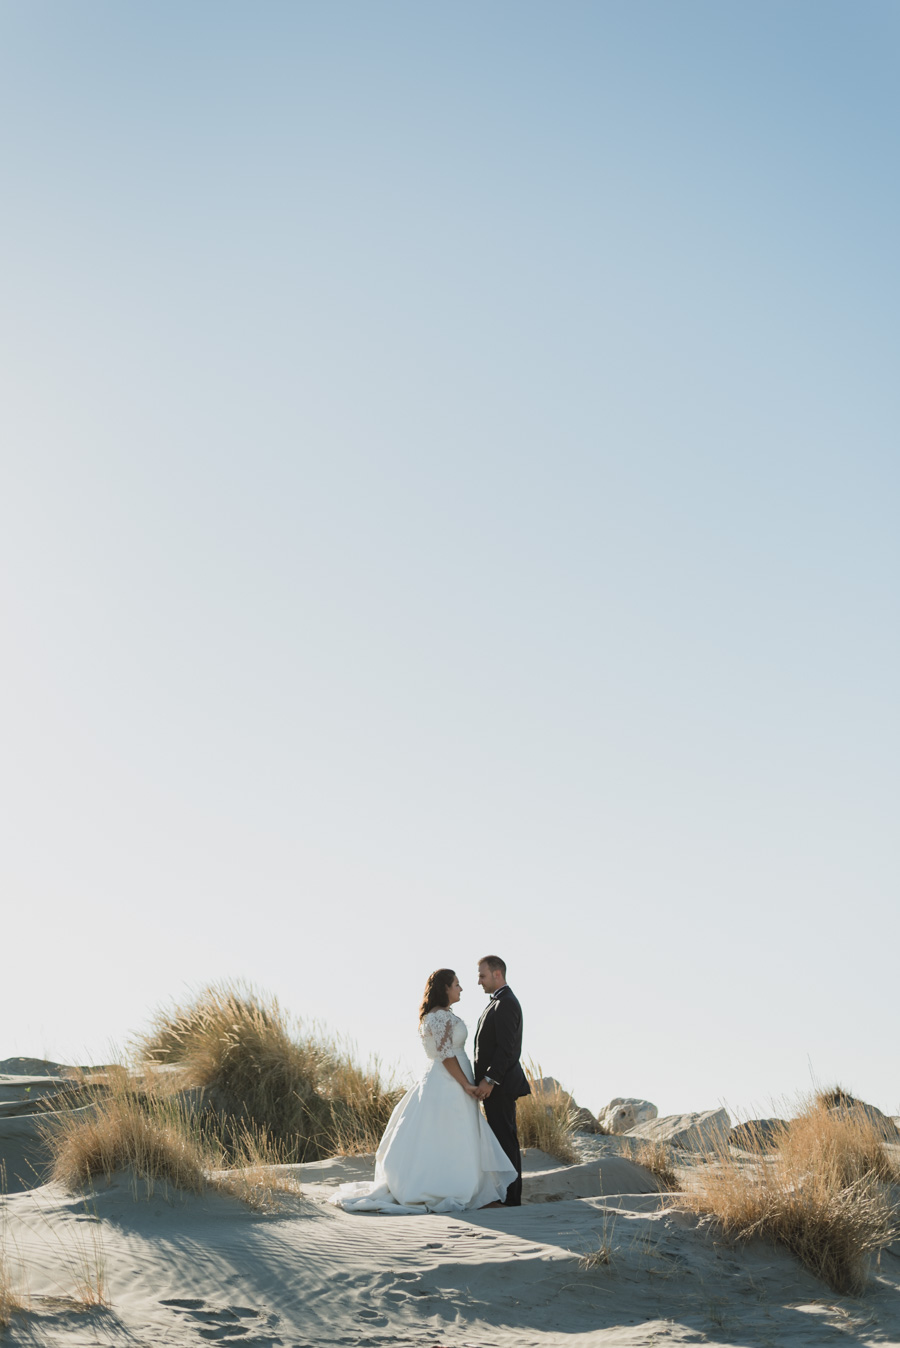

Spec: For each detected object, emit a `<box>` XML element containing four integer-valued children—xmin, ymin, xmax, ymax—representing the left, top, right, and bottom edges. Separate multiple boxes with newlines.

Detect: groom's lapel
<box><xmin>477</xmin><ymin>986</ymin><xmax>506</xmax><ymax>1036</ymax></box>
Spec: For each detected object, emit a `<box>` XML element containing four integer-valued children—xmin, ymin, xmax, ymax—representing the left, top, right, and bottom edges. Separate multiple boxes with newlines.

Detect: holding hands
<box><xmin>463</xmin><ymin>1079</ymin><xmax>493</xmax><ymax>1101</ymax></box>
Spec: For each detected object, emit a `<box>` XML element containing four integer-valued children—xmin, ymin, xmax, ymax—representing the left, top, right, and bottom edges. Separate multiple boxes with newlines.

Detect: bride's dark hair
<box><xmin>419</xmin><ymin>968</ymin><xmax>456</xmax><ymax>1021</ymax></box>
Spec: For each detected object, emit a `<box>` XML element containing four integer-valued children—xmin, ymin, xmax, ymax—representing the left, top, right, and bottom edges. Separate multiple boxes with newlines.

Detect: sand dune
<box><xmin>2</xmin><ymin>1066</ymin><xmax>900</xmax><ymax>1346</ymax></box>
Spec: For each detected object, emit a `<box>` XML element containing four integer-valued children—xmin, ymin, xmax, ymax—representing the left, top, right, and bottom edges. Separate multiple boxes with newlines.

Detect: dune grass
<box><xmin>40</xmin><ymin>984</ymin><xmax>402</xmax><ymax>1205</ymax></box>
<box><xmin>0</xmin><ymin>1252</ymin><xmax>23</xmax><ymax>1330</ymax></box>
<box><xmin>41</xmin><ymin>1075</ymin><xmax>306</xmax><ymax>1211</ymax></box>
<box><xmin>678</xmin><ymin>1092</ymin><xmax>900</xmax><ymax>1294</ymax></box>
<box><xmin>516</xmin><ymin>1063</ymin><xmax>580</xmax><ymax>1165</ymax></box>
<box><xmin>135</xmin><ymin>982</ymin><xmax>403</xmax><ymax>1162</ymax></box>
<box><xmin>210</xmin><ymin>1123</ymin><xmax>305</xmax><ymax>1210</ymax></box>
<box><xmin>631</xmin><ymin>1139</ymin><xmax>678</xmax><ymax>1191</ymax></box>
<box><xmin>42</xmin><ymin>1082</ymin><xmax>212</xmax><ymax>1198</ymax></box>
<box><xmin>0</xmin><ymin>1208</ymin><xmax>27</xmax><ymax>1331</ymax></box>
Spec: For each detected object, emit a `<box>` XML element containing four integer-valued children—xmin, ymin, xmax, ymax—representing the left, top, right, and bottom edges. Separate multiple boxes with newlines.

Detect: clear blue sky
<box><xmin>2</xmin><ymin>1</ymin><xmax>898</xmax><ymax>1122</ymax></box>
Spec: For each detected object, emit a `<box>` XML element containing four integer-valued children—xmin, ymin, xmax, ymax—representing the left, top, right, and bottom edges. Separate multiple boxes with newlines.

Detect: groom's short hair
<box><xmin>479</xmin><ymin>955</ymin><xmax>506</xmax><ymax>978</ymax></box>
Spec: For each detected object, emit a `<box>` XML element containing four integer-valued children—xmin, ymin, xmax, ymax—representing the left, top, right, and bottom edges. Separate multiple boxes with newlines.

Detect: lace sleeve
<box><xmin>422</xmin><ymin>1009</ymin><xmax>457</xmax><ymax>1060</ymax></box>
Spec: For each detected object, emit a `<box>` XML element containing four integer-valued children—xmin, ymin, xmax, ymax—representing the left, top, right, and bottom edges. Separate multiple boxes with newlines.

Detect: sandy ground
<box><xmin>3</xmin><ymin>1067</ymin><xmax>900</xmax><ymax>1347</ymax></box>
<box><xmin>3</xmin><ymin>1140</ymin><xmax>900</xmax><ymax>1348</ymax></box>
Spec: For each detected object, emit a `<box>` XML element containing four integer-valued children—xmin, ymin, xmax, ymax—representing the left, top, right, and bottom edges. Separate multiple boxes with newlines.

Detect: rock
<box><xmin>529</xmin><ymin>1078</ymin><xmax>603</xmax><ymax>1133</ymax></box>
<box><xmin>730</xmin><ymin>1119</ymin><xmax>787</xmax><ymax>1152</ymax></box>
<box><xmin>533</xmin><ymin>1077</ymin><xmax>566</xmax><ymax>1096</ymax></box>
<box><xmin>570</xmin><ymin>1107</ymin><xmax>603</xmax><ymax>1134</ymax></box>
<box><xmin>814</xmin><ymin>1089</ymin><xmax>899</xmax><ymax>1137</ymax></box>
<box><xmin>597</xmin><ymin>1098</ymin><xmax>658</xmax><ymax>1135</ymax></box>
<box><xmin>625</xmin><ymin>1108</ymin><xmax>731</xmax><ymax>1152</ymax></box>
<box><xmin>827</xmin><ymin>1102</ymin><xmax>900</xmax><ymax>1139</ymax></box>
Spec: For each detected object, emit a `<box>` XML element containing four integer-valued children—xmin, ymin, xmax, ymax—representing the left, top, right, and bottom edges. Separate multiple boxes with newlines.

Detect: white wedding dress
<box><xmin>332</xmin><ymin>1008</ymin><xmax>517</xmax><ymax>1215</ymax></box>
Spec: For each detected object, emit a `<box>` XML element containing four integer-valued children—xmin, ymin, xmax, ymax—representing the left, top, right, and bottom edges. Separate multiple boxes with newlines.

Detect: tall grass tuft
<box><xmin>516</xmin><ymin>1063</ymin><xmax>580</xmax><ymax>1165</ymax></box>
<box><xmin>42</xmin><ymin>1084</ymin><xmax>212</xmax><ymax>1197</ymax></box>
<box><xmin>1</xmin><ymin>1249</ymin><xmax>25</xmax><ymax>1330</ymax></box>
<box><xmin>678</xmin><ymin>1093</ymin><xmax>900</xmax><ymax>1295</ymax></box>
<box><xmin>40</xmin><ymin>1074</ymin><xmax>307</xmax><ymax>1211</ymax></box>
<box><xmin>212</xmin><ymin>1122</ymin><xmax>305</xmax><ymax>1210</ymax></box>
<box><xmin>136</xmin><ymin>982</ymin><xmax>402</xmax><ymax>1162</ymax></box>
<box><xmin>323</xmin><ymin>1054</ymin><xmax>404</xmax><ymax>1156</ymax></box>
<box><xmin>632</xmin><ymin>1140</ymin><xmax>678</xmax><ymax>1191</ymax></box>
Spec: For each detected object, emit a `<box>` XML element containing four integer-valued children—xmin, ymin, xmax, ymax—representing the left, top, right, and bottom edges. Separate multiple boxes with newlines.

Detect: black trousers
<box><xmin>483</xmin><ymin>1091</ymin><xmax>523</xmax><ymax>1206</ymax></box>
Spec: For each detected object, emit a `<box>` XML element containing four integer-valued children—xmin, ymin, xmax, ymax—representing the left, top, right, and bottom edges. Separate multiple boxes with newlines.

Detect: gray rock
<box><xmin>625</xmin><ymin>1108</ymin><xmax>731</xmax><ymax>1152</ymax></box>
<box><xmin>532</xmin><ymin>1077</ymin><xmax>565</xmax><ymax>1095</ymax></box>
<box><xmin>597</xmin><ymin>1098</ymin><xmax>658</xmax><ymax>1135</ymax></box>
<box><xmin>531</xmin><ymin>1078</ymin><xmax>602</xmax><ymax>1133</ymax></box>
<box><xmin>730</xmin><ymin>1118</ymin><xmax>787</xmax><ymax>1152</ymax></box>
<box><xmin>826</xmin><ymin>1102</ymin><xmax>900</xmax><ymax>1139</ymax></box>
<box><xmin>814</xmin><ymin>1089</ymin><xmax>900</xmax><ymax>1137</ymax></box>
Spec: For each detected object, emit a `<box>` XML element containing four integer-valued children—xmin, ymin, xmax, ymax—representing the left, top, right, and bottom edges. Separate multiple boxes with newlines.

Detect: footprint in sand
<box><xmin>161</xmin><ymin>1298</ymin><xmax>283</xmax><ymax>1345</ymax></box>
<box><xmin>356</xmin><ymin>1307</ymin><xmax>388</xmax><ymax>1325</ymax></box>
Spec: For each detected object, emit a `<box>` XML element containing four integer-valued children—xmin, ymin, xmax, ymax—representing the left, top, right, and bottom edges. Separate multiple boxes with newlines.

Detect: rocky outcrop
<box><xmin>827</xmin><ymin>1102</ymin><xmax>900</xmax><ymax>1139</ymax></box>
<box><xmin>597</xmin><ymin>1098</ymin><xmax>658</xmax><ymax>1135</ymax></box>
<box><xmin>730</xmin><ymin>1118</ymin><xmax>787</xmax><ymax>1152</ymax></box>
<box><xmin>531</xmin><ymin>1078</ymin><xmax>603</xmax><ymax>1133</ymax></box>
<box><xmin>625</xmin><ymin>1108</ymin><xmax>731</xmax><ymax>1152</ymax></box>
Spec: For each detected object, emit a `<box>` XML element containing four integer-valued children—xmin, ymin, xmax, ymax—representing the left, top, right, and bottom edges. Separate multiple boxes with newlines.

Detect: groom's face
<box><xmin>477</xmin><ymin>962</ymin><xmax>502</xmax><ymax>994</ymax></box>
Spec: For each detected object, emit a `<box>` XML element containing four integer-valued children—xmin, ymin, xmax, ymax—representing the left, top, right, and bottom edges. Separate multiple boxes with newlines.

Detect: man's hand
<box><xmin>476</xmin><ymin>1079</ymin><xmax>494</xmax><ymax>1100</ymax></box>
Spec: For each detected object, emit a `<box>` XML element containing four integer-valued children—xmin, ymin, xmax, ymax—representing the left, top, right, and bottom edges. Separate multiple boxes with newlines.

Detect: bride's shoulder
<box><xmin>421</xmin><ymin>1006</ymin><xmax>458</xmax><ymax>1028</ymax></box>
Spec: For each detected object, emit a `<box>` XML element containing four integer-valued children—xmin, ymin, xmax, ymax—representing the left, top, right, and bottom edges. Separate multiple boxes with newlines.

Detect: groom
<box><xmin>473</xmin><ymin>955</ymin><xmax>530</xmax><ymax>1206</ymax></box>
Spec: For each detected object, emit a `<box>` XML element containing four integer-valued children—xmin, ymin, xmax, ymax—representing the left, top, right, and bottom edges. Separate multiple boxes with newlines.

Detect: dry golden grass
<box><xmin>0</xmin><ymin>1251</ymin><xmax>24</xmax><ymax>1330</ymax></box>
<box><xmin>678</xmin><ymin>1093</ymin><xmax>900</xmax><ymax>1294</ymax></box>
<box><xmin>135</xmin><ymin>983</ymin><xmax>402</xmax><ymax>1163</ymax></box>
<box><xmin>517</xmin><ymin>1063</ymin><xmax>580</xmax><ymax>1165</ymax></box>
<box><xmin>631</xmin><ymin>1139</ymin><xmax>678</xmax><ymax>1191</ymax></box>
<box><xmin>41</xmin><ymin>1084</ymin><xmax>212</xmax><ymax>1198</ymax></box>
<box><xmin>41</xmin><ymin>985</ymin><xmax>403</xmax><ymax>1204</ymax></box>
<box><xmin>0</xmin><ymin>1204</ymin><xmax>27</xmax><ymax>1331</ymax></box>
<box><xmin>69</xmin><ymin>1220</ymin><xmax>108</xmax><ymax>1309</ymax></box>
<box><xmin>41</xmin><ymin>1073</ymin><xmax>306</xmax><ymax>1212</ymax></box>
<box><xmin>323</xmin><ymin>1054</ymin><xmax>403</xmax><ymax>1156</ymax></box>
<box><xmin>211</xmin><ymin>1123</ymin><xmax>305</xmax><ymax>1211</ymax></box>
<box><xmin>577</xmin><ymin>1212</ymin><xmax>619</xmax><ymax>1270</ymax></box>
<box><xmin>578</xmin><ymin>1243</ymin><xmax>613</xmax><ymax>1268</ymax></box>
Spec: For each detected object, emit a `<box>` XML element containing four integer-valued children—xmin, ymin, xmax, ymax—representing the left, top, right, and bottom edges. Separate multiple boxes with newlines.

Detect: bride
<box><xmin>332</xmin><ymin>968</ymin><xmax>518</xmax><ymax>1214</ymax></box>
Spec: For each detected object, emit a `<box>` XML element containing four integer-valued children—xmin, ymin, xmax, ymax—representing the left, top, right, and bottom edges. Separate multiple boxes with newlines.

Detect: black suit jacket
<box><xmin>473</xmin><ymin>986</ymin><xmax>530</xmax><ymax>1099</ymax></box>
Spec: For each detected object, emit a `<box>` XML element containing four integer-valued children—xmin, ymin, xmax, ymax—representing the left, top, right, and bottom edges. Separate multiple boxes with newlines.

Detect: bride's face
<box><xmin>446</xmin><ymin>975</ymin><xmax>462</xmax><ymax>1005</ymax></box>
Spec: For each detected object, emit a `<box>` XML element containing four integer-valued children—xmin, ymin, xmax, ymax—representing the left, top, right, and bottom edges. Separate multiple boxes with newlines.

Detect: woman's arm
<box><xmin>442</xmin><ymin>1054</ymin><xmax>479</xmax><ymax>1096</ymax></box>
<box><xmin>423</xmin><ymin>1010</ymin><xmax>478</xmax><ymax>1096</ymax></box>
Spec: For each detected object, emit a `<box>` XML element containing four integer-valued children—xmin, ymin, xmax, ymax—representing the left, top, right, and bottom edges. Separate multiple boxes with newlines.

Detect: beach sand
<box><xmin>3</xmin><ymin>1157</ymin><xmax>899</xmax><ymax>1344</ymax></box>
<box><xmin>2</xmin><ymin>1067</ymin><xmax>900</xmax><ymax>1346</ymax></box>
